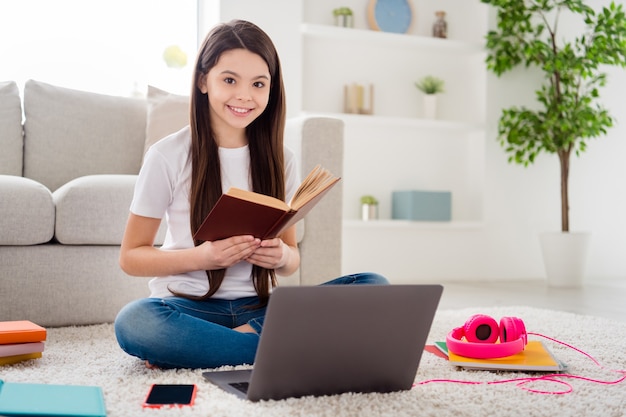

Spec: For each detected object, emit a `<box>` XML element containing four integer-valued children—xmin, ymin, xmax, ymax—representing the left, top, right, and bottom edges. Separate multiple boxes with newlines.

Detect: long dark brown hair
<box><xmin>176</xmin><ymin>20</ymin><xmax>286</xmax><ymax>304</ymax></box>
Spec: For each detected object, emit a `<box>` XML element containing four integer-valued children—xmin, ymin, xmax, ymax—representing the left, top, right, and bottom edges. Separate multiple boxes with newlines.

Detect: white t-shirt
<box><xmin>131</xmin><ymin>125</ymin><xmax>300</xmax><ymax>299</ymax></box>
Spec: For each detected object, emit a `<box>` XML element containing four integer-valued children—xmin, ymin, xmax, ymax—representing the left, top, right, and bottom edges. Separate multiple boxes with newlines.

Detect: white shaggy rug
<box><xmin>2</xmin><ymin>306</ymin><xmax>625</xmax><ymax>417</ymax></box>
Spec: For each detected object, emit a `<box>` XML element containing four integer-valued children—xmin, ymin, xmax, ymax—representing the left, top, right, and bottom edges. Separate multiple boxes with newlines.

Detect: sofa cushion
<box><xmin>0</xmin><ymin>81</ymin><xmax>24</xmax><ymax>176</ymax></box>
<box><xmin>52</xmin><ymin>175</ymin><xmax>137</xmax><ymax>245</ymax></box>
<box><xmin>144</xmin><ymin>85</ymin><xmax>189</xmax><ymax>156</ymax></box>
<box><xmin>0</xmin><ymin>175</ymin><xmax>54</xmax><ymax>245</ymax></box>
<box><xmin>53</xmin><ymin>175</ymin><xmax>167</xmax><ymax>245</ymax></box>
<box><xmin>23</xmin><ymin>80</ymin><xmax>147</xmax><ymax>192</ymax></box>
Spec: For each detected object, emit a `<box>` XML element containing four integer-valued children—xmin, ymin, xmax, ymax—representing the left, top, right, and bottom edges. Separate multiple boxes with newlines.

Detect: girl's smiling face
<box><xmin>198</xmin><ymin>48</ymin><xmax>271</xmax><ymax>146</ymax></box>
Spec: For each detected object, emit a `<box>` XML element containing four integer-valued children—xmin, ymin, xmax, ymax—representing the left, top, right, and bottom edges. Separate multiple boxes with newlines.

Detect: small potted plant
<box><xmin>415</xmin><ymin>76</ymin><xmax>445</xmax><ymax>119</ymax></box>
<box><xmin>360</xmin><ymin>195</ymin><xmax>379</xmax><ymax>221</ymax></box>
<box><xmin>333</xmin><ymin>7</ymin><xmax>354</xmax><ymax>28</ymax></box>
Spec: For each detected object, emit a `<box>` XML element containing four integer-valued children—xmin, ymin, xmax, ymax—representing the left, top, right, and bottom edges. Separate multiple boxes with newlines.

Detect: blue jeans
<box><xmin>114</xmin><ymin>272</ymin><xmax>389</xmax><ymax>369</ymax></box>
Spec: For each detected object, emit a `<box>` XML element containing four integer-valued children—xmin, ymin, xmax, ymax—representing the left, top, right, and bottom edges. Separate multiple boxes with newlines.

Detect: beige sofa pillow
<box><xmin>144</xmin><ymin>86</ymin><xmax>190</xmax><ymax>155</ymax></box>
<box><xmin>23</xmin><ymin>80</ymin><xmax>147</xmax><ymax>191</ymax></box>
<box><xmin>0</xmin><ymin>81</ymin><xmax>24</xmax><ymax>176</ymax></box>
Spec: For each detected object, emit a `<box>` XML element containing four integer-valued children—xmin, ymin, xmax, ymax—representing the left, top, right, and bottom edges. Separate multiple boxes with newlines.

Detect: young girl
<box><xmin>114</xmin><ymin>19</ymin><xmax>388</xmax><ymax>369</ymax></box>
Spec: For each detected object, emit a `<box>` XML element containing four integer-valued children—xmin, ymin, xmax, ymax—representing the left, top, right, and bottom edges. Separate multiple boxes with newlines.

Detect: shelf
<box><xmin>301</xmin><ymin>111</ymin><xmax>484</xmax><ymax>132</ymax></box>
<box><xmin>301</xmin><ymin>23</ymin><xmax>485</xmax><ymax>55</ymax></box>
<box><xmin>344</xmin><ymin>219</ymin><xmax>483</xmax><ymax>230</ymax></box>
<box><xmin>302</xmin><ymin>6</ymin><xmax>487</xmax><ymax>227</ymax></box>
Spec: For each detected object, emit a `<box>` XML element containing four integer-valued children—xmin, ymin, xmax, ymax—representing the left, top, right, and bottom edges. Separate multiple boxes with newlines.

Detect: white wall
<box><xmin>479</xmin><ymin>0</ymin><xmax>626</xmax><ymax>283</ymax></box>
<box><xmin>0</xmin><ymin>0</ymin><xmax>197</xmax><ymax>96</ymax></box>
<box><xmin>209</xmin><ymin>0</ymin><xmax>626</xmax><ymax>284</ymax></box>
<box><xmin>199</xmin><ymin>0</ymin><xmax>302</xmax><ymax>118</ymax></box>
<box><xmin>344</xmin><ymin>0</ymin><xmax>626</xmax><ymax>284</ymax></box>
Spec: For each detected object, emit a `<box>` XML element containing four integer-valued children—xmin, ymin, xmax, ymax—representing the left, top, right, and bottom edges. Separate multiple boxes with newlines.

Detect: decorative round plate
<box><xmin>368</xmin><ymin>0</ymin><xmax>413</xmax><ymax>34</ymax></box>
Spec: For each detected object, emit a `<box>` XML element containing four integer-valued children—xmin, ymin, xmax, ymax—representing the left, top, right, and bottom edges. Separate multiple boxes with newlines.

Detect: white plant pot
<box><xmin>539</xmin><ymin>232</ymin><xmax>591</xmax><ymax>288</ymax></box>
<box><xmin>423</xmin><ymin>94</ymin><xmax>437</xmax><ymax>119</ymax></box>
<box><xmin>361</xmin><ymin>203</ymin><xmax>378</xmax><ymax>221</ymax></box>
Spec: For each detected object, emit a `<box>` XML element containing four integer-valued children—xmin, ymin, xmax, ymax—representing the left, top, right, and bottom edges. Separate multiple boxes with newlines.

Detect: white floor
<box><xmin>436</xmin><ymin>279</ymin><xmax>626</xmax><ymax>323</ymax></box>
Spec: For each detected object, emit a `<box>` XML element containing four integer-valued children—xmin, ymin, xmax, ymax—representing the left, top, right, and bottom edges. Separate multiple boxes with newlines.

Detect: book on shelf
<box><xmin>0</xmin><ymin>321</ymin><xmax>46</xmax><ymax>344</ymax></box>
<box><xmin>435</xmin><ymin>340</ymin><xmax>567</xmax><ymax>372</ymax></box>
<box><xmin>193</xmin><ymin>165</ymin><xmax>340</xmax><ymax>242</ymax></box>
<box><xmin>0</xmin><ymin>381</ymin><xmax>106</xmax><ymax>417</ymax></box>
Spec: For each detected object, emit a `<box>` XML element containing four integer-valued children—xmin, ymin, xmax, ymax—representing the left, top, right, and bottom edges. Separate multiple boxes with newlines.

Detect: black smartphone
<box><xmin>143</xmin><ymin>384</ymin><xmax>197</xmax><ymax>408</ymax></box>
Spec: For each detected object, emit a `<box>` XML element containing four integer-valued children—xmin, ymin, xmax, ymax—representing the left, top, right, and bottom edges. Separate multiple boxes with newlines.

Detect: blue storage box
<box><xmin>392</xmin><ymin>190</ymin><xmax>452</xmax><ymax>221</ymax></box>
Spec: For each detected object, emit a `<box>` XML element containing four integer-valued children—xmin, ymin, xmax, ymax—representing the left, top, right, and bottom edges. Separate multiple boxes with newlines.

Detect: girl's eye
<box><xmin>224</xmin><ymin>77</ymin><xmax>235</xmax><ymax>84</ymax></box>
<box><xmin>253</xmin><ymin>81</ymin><xmax>265</xmax><ymax>88</ymax></box>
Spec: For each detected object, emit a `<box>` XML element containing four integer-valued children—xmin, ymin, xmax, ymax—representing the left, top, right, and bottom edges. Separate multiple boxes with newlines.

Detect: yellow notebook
<box><xmin>443</xmin><ymin>340</ymin><xmax>567</xmax><ymax>372</ymax></box>
<box><xmin>0</xmin><ymin>352</ymin><xmax>42</xmax><ymax>366</ymax></box>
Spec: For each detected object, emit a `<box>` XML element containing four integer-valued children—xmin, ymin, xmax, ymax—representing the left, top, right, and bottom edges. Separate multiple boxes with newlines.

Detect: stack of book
<box><xmin>431</xmin><ymin>340</ymin><xmax>567</xmax><ymax>372</ymax></box>
<box><xmin>0</xmin><ymin>320</ymin><xmax>46</xmax><ymax>365</ymax></box>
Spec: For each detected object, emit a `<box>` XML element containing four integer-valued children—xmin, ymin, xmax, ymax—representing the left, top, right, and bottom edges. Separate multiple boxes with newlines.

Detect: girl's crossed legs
<box><xmin>114</xmin><ymin>272</ymin><xmax>389</xmax><ymax>369</ymax></box>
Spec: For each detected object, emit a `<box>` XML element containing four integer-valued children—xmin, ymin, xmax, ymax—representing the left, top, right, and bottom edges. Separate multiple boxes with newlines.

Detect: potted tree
<box><xmin>415</xmin><ymin>75</ymin><xmax>445</xmax><ymax>119</ymax></box>
<box><xmin>482</xmin><ymin>0</ymin><xmax>626</xmax><ymax>286</ymax></box>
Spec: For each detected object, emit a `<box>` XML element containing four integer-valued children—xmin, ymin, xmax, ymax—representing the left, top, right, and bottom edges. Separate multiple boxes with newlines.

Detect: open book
<box><xmin>193</xmin><ymin>165</ymin><xmax>340</xmax><ymax>242</ymax></box>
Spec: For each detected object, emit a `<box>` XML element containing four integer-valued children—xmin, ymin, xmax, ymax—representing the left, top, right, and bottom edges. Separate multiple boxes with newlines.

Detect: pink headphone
<box><xmin>446</xmin><ymin>314</ymin><xmax>528</xmax><ymax>359</ymax></box>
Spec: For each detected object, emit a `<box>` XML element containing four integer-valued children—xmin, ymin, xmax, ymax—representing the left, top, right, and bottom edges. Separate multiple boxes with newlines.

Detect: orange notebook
<box><xmin>0</xmin><ymin>321</ymin><xmax>47</xmax><ymax>344</ymax></box>
<box><xmin>194</xmin><ymin>165</ymin><xmax>340</xmax><ymax>242</ymax></box>
<box><xmin>445</xmin><ymin>340</ymin><xmax>566</xmax><ymax>372</ymax></box>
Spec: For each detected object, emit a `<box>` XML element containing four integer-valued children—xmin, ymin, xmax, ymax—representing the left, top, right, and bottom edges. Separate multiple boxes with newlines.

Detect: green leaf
<box><xmin>484</xmin><ymin>0</ymin><xmax>625</xmax><ymax>167</ymax></box>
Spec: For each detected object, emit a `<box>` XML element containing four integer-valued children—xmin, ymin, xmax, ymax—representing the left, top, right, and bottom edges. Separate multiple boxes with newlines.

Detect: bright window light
<box><xmin>0</xmin><ymin>0</ymin><xmax>197</xmax><ymax>97</ymax></box>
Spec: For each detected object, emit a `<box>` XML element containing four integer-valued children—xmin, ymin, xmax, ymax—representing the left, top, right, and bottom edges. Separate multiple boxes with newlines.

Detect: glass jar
<box><xmin>433</xmin><ymin>11</ymin><xmax>448</xmax><ymax>39</ymax></box>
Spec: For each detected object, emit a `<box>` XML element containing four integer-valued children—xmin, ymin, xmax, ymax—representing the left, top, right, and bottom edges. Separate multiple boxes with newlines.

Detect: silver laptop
<box><xmin>203</xmin><ymin>284</ymin><xmax>443</xmax><ymax>401</ymax></box>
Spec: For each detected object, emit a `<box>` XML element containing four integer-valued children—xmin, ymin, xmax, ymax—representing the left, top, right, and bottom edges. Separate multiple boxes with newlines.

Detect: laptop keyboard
<box><xmin>229</xmin><ymin>382</ymin><xmax>250</xmax><ymax>394</ymax></box>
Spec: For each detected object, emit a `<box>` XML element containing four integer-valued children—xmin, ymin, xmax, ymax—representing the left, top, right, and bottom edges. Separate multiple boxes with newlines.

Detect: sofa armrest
<box><xmin>285</xmin><ymin>116</ymin><xmax>344</xmax><ymax>285</ymax></box>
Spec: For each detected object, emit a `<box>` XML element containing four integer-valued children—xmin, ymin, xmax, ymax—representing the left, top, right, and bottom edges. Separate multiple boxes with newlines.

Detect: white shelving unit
<box><xmin>215</xmin><ymin>0</ymin><xmax>495</xmax><ymax>281</ymax></box>
<box><xmin>300</xmin><ymin>3</ymin><xmax>488</xmax><ymax>225</ymax></box>
<box><xmin>302</xmin><ymin>110</ymin><xmax>484</xmax><ymax>132</ymax></box>
<box><xmin>302</xmin><ymin>23</ymin><xmax>484</xmax><ymax>54</ymax></box>
<box><xmin>343</xmin><ymin>219</ymin><xmax>483</xmax><ymax>230</ymax></box>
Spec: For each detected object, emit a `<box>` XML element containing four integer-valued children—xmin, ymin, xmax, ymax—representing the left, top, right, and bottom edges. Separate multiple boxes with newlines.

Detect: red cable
<box><xmin>416</xmin><ymin>332</ymin><xmax>626</xmax><ymax>394</ymax></box>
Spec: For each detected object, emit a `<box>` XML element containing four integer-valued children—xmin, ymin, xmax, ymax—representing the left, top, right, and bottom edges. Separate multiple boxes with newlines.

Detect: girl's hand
<box><xmin>246</xmin><ymin>237</ymin><xmax>291</xmax><ymax>270</ymax></box>
<box><xmin>196</xmin><ymin>235</ymin><xmax>261</xmax><ymax>270</ymax></box>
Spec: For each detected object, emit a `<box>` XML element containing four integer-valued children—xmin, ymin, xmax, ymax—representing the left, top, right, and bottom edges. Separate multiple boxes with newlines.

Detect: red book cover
<box><xmin>193</xmin><ymin>165</ymin><xmax>340</xmax><ymax>242</ymax></box>
<box><xmin>194</xmin><ymin>193</ymin><xmax>294</xmax><ymax>242</ymax></box>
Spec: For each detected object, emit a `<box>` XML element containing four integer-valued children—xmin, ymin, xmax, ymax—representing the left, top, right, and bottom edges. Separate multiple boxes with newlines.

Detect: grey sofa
<box><xmin>0</xmin><ymin>80</ymin><xmax>343</xmax><ymax>327</ymax></box>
